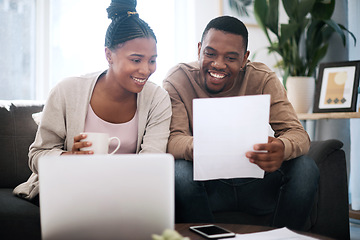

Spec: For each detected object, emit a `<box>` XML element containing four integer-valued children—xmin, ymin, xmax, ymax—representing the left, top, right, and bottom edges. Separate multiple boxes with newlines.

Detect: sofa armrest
<box><xmin>306</xmin><ymin>139</ymin><xmax>349</xmax><ymax>240</ymax></box>
<box><xmin>307</xmin><ymin>139</ymin><xmax>343</xmax><ymax>165</ymax></box>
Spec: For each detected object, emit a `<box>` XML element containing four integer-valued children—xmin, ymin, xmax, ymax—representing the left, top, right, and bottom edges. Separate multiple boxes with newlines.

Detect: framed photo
<box><xmin>221</xmin><ymin>0</ymin><xmax>257</xmax><ymax>26</ymax></box>
<box><xmin>313</xmin><ymin>61</ymin><xmax>360</xmax><ymax>113</ymax></box>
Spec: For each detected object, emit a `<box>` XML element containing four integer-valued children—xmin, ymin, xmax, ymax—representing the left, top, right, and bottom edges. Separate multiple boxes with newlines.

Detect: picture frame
<box><xmin>221</xmin><ymin>0</ymin><xmax>257</xmax><ymax>26</ymax></box>
<box><xmin>313</xmin><ymin>61</ymin><xmax>360</xmax><ymax>113</ymax></box>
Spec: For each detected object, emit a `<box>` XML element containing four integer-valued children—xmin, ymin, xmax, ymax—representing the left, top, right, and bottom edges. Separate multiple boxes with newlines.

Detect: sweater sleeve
<box><xmin>28</xmin><ymin>86</ymin><xmax>67</xmax><ymax>174</ymax></box>
<box><xmin>264</xmin><ymin>72</ymin><xmax>310</xmax><ymax>160</ymax></box>
<box><xmin>137</xmin><ymin>83</ymin><xmax>172</xmax><ymax>154</ymax></box>
<box><xmin>163</xmin><ymin>80</ymin><xmax>194</xmax><ymax>161</ymax></box>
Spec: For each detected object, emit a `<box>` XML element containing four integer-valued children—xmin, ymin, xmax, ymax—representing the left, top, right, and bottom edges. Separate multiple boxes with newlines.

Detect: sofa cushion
<box><xmin>32</xmin><ymin>112</ymin><xmax>42</xmax><ymax>125</ymax></box>
<box><xmin>0</xmin><ymin>188</ymin><xmax>41</xmax><ymax>240</ymax></box>
<box><xmin>0</xmin><ymin>101</ymin><xmax>44</xmax><ymax>188</ymax></box>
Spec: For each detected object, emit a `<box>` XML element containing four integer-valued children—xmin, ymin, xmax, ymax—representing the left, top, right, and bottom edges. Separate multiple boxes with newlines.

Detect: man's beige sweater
<box><xmin>163</xmin><ymin>61</ymin><xmax>310</xmax><ymax>161</ymax></box>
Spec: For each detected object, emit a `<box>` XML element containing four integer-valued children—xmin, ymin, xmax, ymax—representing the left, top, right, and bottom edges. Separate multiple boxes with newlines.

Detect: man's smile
<box><xmin>208</xmin><ymin>70</ymin><xmax>229</xmax><ymax>83</ymax></box>
<box><xmin>209</xmin><ymin>71</ymin><xmax>227</xmax><ymax>79</ymax></box>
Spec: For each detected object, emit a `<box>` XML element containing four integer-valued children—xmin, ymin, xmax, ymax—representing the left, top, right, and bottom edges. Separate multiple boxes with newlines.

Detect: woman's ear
<box><xmin>105</xmin><ymin>48</ymin><xmax>113</xmax><ymax>65</ymax></box>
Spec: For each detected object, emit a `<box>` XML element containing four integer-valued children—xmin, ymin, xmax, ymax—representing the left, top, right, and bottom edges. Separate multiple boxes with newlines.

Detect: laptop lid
<box><xmin>38</xmin><ymin>153</ymin><xmax>174</xmax><ymax>240</ymax></box>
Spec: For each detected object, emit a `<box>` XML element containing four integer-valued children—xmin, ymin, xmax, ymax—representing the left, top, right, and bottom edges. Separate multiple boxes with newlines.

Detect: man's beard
<box><xmin>204</xmin><ymin>78</ymin><xmax>227</xmax><ymax>94</ymax></box>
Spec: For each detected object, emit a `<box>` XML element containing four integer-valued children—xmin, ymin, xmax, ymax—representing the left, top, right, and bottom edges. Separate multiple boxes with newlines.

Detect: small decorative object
<box><xmin>313</xmin><ymin>61</ymin><xmax>360</xmax><ymax>113</ymax></box>
<box><xmin>286</xmin><ymin>76</ymin><xmax>315</xmax><ymax>113</ymax></box>
<box><xmin>152</xmin><ymin>229</ymin><xmax>190</xmax><ymax>240</ymax></box>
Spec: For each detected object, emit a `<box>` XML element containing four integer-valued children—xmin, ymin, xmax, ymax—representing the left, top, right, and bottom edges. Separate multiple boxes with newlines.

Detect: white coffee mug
<box><xmin>80</xmin><ymin>132</ymin><xmax>121</xmax><ymax>154</ymax></box>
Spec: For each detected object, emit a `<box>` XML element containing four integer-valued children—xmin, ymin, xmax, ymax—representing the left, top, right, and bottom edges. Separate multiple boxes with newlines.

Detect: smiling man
<box><xmin>199</xmin><ymin>26</ymin><xmax>249</xmax><ymax>94</ymax></box>
<box><xmin>163</xmin><ymin>16</ymin><xmax>319</xmax><ymax>231</ymax></box>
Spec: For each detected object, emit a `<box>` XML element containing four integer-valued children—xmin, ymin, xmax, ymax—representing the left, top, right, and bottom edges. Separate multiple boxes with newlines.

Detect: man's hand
<box><xmin>245</xmin><ymin>136</ymin><xmax>285</xmax><ymax>172</ymax></box>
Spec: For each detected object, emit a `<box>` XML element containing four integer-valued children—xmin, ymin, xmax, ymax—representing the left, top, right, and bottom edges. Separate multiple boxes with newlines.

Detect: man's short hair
<box><xmin>201</xmin><ymin>16</ymin><xmax>248</xmax><ymax>52</ymax></box>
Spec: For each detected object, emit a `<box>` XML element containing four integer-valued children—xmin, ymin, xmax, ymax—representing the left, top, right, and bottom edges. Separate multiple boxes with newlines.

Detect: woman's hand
<box><xmin>61</xmin><ymin>134</ymin><xmax>94</xmax><ymax>155</ymax></box>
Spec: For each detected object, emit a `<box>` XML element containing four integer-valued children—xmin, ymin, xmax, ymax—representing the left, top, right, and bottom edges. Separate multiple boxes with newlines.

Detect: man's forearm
<box><xmin>167</xmin><ymin>135</ymin><xmax>194</xmax><ymax>161</ymax></box>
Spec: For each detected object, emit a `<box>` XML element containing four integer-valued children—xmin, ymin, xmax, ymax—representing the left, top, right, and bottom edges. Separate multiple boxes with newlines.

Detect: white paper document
<box><xmin>234</xmin><ymin>227</ymin><xmax>318</xmax><ymax>240</ymax></box>
<box><xmin>193</xmin><ymin>95</ymin><xmax>270</xmax><ymax>180</ymax></box>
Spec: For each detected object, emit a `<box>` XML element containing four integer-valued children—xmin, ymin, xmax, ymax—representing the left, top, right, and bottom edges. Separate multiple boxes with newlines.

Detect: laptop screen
<box><xmin>38</xmin><ymin>153</ymin><xmax>174</xmax><ymax>240</ymax></box>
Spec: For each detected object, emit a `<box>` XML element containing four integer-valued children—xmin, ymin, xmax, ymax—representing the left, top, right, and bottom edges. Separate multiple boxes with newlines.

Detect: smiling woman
<box><xmin>13</xmin><ymin>0</ymin><xmax>172</xmax><ymax>203</ymax></box>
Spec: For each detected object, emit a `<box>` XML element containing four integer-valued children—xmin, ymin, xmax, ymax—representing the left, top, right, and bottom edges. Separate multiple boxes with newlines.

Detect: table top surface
<box><xmin>175</xmin><ymin>223</ymin><xmax>335</xmax><ymax>240</ymax></box>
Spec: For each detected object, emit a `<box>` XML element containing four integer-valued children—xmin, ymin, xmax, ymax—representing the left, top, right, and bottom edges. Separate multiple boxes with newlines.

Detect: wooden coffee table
<box><xmin>175</xmin><ymin>223</ymin><xmax>335</xmax><ymax>240</ymax></box>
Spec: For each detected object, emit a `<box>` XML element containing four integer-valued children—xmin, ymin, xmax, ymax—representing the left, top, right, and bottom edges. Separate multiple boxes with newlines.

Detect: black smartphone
<box><xmin>189</xmin><ymin>224</ymin><xmax>236</xmax><ymax>239</ymax></box>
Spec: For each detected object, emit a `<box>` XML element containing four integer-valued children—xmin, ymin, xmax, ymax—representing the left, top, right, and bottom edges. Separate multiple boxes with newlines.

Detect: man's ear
<box><xmin>242</xmin><ymin>50</ymin><xmax>250</xmax><ymax>68</ymax></box>
<box><xmin>197</xmin><ymin>42</ymin><xmax>202</xmax><ymax>60</ymax></box>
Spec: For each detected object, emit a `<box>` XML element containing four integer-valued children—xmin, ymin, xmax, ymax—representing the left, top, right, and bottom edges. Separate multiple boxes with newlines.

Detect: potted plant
<box><xmin>227</xmin><ymin>0</ymin><xmax>356</xmax><ymax>112</ymax></box>
<box><xmin>250</xmin><ymin>0</ymin><xmax>356</xmax><ymax>112</ymax></box>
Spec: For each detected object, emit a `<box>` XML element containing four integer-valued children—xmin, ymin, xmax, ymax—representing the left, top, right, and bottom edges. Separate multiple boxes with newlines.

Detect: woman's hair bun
<box><xmin>106</xmin><ymin>0</ymin><xmax>137</xmax><ymax>20</ymax></box>
<box><xmin>104</xmin><ymin>0</ymin><xmax>156</xmax><ymax>48</ymax></box>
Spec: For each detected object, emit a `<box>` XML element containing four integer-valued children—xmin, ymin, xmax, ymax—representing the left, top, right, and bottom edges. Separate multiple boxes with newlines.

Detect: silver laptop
<box><xmin>38</xmin><ymin>154</ymin><xmax>174</xmax><ymax>240</ymax></box>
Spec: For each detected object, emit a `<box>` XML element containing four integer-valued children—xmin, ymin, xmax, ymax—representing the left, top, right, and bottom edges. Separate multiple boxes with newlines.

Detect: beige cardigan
<box><xmin>14</xmin><ymin>70</ymin><xmax>172</xmax><ymax>199</ymax></box>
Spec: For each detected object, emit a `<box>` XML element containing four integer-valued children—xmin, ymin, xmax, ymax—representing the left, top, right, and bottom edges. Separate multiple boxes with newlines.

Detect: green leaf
<box><xmin>324</xmin><ymin>19</ymin><xmax>346</xmax><ymax>46</ymax></box>
<box><xmin>279</xmin><ymin>23</ymin><xmax>298</xmax><ymax>46</ymax></box>
<box><xmin>266</xmin><ymin>0</ymin><xmax>279</xmax><ymax>35</ymax></box>
<box><xmin>307</xmin><ymin>44</ymin><xmax>328</xmax><ymax>76</ymax></box>
<box><xmin>283</xmin><ymin>68</ymin><xmax>290</xmax><ymax>87</ymax></box>
<box><xmin>283</xmin><ymin>0</ymin><xmax>315</xmax><ymax>21</ymax></box>
<box><xmin>306</xmin><ymin>20</ymin><xmax>325</xmax><ymax>52</ymax></box>
<box><xmin>282</xmin><ymin>0</ymin><xmax>297</xmax><ymax>20</ymax></box>
<box><xmin>254</xmin><ymin>0</ymin><xmax>268</xmax><ymax>27</ymax></box>
<box><xmin>311</xmin><ymin>0</ymin><xmax>335</xmax><ymax>20</ymax></box>
<box><xmin>254</xmin><ymin>0</ymin><xmax>273</xmax><ymax>43</ymax></box>
<box><xmin>339</xmin><ymin>24</ymin><xmax>357</xmax><ymax>46</ymax></box>
<box><xmin>297</xmin><ymin>0</ymin><xmax>316</xmax><ymax>20</ymax></box>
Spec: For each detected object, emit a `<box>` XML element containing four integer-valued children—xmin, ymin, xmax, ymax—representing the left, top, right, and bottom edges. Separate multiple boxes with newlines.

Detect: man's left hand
<box><xmin>245</xmin><ymin>136</ymin><xmax>285</xmax><ymax>172</ymax></box>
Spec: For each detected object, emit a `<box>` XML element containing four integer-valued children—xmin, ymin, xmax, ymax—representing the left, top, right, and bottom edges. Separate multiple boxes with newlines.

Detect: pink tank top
<box><xmin>84</xmin><ymin>104</ymin><xmax>138</xmax><ymax>154</ymax></box>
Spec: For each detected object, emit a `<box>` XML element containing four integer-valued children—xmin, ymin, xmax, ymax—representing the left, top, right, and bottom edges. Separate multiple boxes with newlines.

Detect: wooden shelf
<box><xmin>297</xmin><ymin>112</ymin><xmax>360</xmax><ymax>120</ymax></box>
<box><xmin>350</xmin><ymin>205</ymin><xmax>360</xmax><ymax>220</ymax></box>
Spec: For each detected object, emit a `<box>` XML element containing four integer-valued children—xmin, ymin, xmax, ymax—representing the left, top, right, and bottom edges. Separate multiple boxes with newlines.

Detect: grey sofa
<box><xmin>0</xmin><ymin>100</ymin><xmax>349</xmax><ymax>240</ymax></box>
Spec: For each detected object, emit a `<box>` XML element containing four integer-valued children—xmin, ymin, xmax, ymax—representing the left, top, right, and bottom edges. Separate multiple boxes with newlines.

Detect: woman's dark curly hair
<box><xmin>105</xmin><ymin>0</ymin><xmax>156</xmax><ymax>50</ymax></box>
